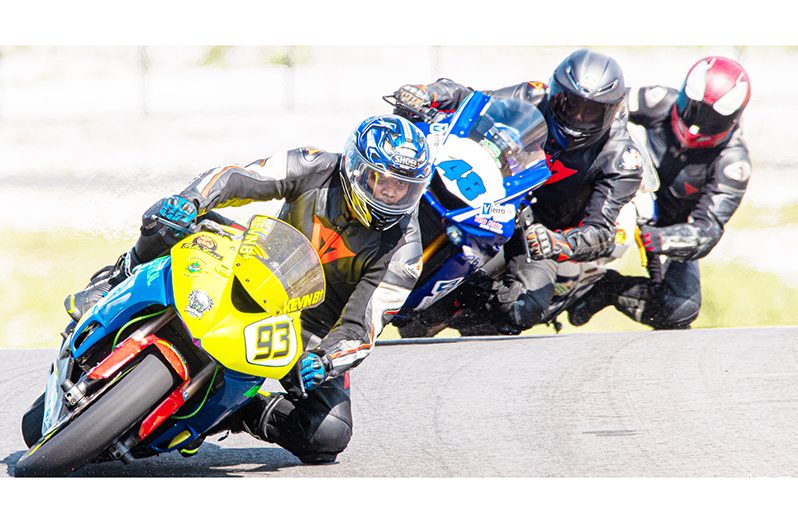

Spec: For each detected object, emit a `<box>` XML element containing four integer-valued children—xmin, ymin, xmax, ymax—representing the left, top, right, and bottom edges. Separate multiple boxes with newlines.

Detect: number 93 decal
<box><xmin>244</xmin><ymin>316</ymin><xmax>298</xmax><ymax>367</ymax></box>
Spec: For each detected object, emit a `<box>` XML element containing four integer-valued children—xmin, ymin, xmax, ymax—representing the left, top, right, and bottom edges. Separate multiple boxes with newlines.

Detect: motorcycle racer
<box><xmin>394</xmin><ymin>48</ymin><xmax>643</xmax><ymax>335</ymax></box>
<box><xmin>64</xmin><ymin>114</ymin><xmax>432</xmax><ymax>463</ymax></box>
<box><xmin>567</xmin><ymin>56</ymin><xmax>752</xmax><ymax>330</ymax></box>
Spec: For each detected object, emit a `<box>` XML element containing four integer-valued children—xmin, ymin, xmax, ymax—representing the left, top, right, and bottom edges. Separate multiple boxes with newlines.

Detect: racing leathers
<box><xmin>569</xmin><ymin>86</ymin><xmax>752</xmax><ymax>329</ymax></box>
<box><xmin>97</xmin><ymin>147</ymin><xmax>423</xmax><ymax>462</ymax></box>
<box><xmin>402</xmin><ymin>78</ymin><xmax>643</xmax><ymax>334</ymax></box>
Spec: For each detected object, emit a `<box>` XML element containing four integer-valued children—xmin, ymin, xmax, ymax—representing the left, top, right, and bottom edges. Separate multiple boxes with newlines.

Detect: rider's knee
<box><xmin>652</xmin><ymin>293</ymin><xmax>701</xmax><ymax>330</ymax></box>
<box><xmin>297</xmin><ymin>409</ymin><xmax>353</xmax><ymax>463</ymax></box>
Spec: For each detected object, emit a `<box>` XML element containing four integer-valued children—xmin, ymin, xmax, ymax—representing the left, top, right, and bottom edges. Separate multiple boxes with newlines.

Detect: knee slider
<box><xmin>507</xmin><ymin>291</ymin><xmax>547</xmax><ymax>330</ymax></box>
<box><xmin>657</xmin><ymin>294</ymin><xmax>701</xmax><ymax>329</ymax></box>
<box><xmin>305</xmin><ymin>409</ymin><xmax>353</xmax><ymax>456</ymax></box>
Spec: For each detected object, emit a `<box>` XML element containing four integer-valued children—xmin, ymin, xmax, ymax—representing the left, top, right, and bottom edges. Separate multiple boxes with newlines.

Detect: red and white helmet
<box><xmin>671</xmin><ymin>56</ymin><xmax>751</xmax><ymax>148</ymax></box>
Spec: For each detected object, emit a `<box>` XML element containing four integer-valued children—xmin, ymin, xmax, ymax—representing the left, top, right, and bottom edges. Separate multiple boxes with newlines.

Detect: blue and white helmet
<box><xmin>341</xmin><ymin>115</ymin><xmax>432</xmax><ymax>231</ymax></box>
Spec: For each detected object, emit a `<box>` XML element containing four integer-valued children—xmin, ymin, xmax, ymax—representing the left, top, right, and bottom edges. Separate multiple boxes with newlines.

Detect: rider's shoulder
<box><xmin>714</xmin><ymin>132</ymin><xmax>752</xmax><ymax>182</ymax></box>
<box><xmin>627</xmin><ymin>85</ymin><xmax>678</xmax><ymax>123</ymax></box>
<box><xmin>597</xmin><ymin>128</ymin><xmax>645</xmax><ymax>177</ymax></box>
<box><xmin>282</xmin><ymin>147</ymin><xmax>340</xmax><ymax>182</ymax></box>
<box><xmin>242</xmin><ymin>148</ymin><xmax>339</xmax><ymax>184</ymax></box>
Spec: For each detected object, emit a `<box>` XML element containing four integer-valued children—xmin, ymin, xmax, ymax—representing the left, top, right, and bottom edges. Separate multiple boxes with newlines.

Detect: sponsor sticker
<box><xmin>283</xmin><ymin>290</ymin><xmax>325</xmax><ymax>314</ymax></box>
<box><xmin>185</xmin><ymin>290</ymin><xmax>214</xmax><ymax>319</ymax></box>
<box><xmin>392</xmin><ymin>154</ymin><xmax>422</xmax><ymax>170</ymax></box>
<box><xmin>474</xmin><ymin>215</ymin><xmax>504</xmax><ymax>234</ymax></box>
<box><xmin>480</xmin><ymin>202</ymin><xmax>515</xmax><ymax>223</ymax></box>
<box><xmin>182</xmin><ymin>235</ymin><xmax>223</xmax><ymax>260</ymax></box>
<box><xmin>145</xmin><ymin>257</ymin><xmax>169</xmax><ymax>286</ymax></box>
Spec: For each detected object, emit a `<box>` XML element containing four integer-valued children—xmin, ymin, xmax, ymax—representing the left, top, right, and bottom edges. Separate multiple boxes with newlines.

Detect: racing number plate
<box><xmin>243</xmin><ymin>315</ymin><xmax>298</xmax><ymax>367</ymax></box>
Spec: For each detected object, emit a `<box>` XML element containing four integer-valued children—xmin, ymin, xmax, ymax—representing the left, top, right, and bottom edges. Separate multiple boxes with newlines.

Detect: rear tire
<box><xmin>14</xmin><ymin>354</ymin><xmax>174</xmax><ymax>477</ymax></box>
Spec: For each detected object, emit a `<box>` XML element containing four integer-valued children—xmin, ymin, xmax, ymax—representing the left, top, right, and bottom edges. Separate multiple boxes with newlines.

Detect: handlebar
<box><xmin>382</xmin><ymin>94</ymin><xmax>442</xmax><ymax>124</ymax></box>
<box><xmin>152</xmin><ymin>215</ymin><xmax>240</xmax><ymax>241</ymax></box>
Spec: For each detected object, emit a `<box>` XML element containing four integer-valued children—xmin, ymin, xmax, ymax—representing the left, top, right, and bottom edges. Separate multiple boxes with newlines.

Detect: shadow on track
<box><xmin>4</xmin><ymin>442</ymin><xmax>312</xmax><ymax>477</ymax></box>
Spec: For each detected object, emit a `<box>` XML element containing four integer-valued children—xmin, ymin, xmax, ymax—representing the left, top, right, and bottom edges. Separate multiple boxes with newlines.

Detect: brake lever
<box><xmin>153</xmin><ymin>215</ymin><xmax>195</xmax><ymax>237</ymax></box>
<box><xmin>196</xmin><ymin>219</ymin><xmax>238</xmax><ymax>240</ymax></box>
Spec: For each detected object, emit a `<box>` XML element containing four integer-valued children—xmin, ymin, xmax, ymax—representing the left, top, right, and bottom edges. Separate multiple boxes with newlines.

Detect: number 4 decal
<box><xmin>438</xmin><ymin>159</ymin><xmax>486</xmax><ymax>201</ymax></box>
<box><xmin>245</xmin><ymin>316</ymin><xmax>297</xmax><ymax>367</ymax></box>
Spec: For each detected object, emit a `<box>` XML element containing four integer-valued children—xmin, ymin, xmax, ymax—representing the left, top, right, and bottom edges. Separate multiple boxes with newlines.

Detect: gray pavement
<box><xmin>2</xmin><ymin>327</ymin><xmax>798</xmax><ymax>477</ymax></box>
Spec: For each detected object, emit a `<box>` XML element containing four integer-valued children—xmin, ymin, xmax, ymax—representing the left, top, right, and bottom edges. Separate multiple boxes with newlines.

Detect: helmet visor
<box><xmin>549</xmin><ymin>81</ymin><xmax>619</xmax><ymax>133</ymax></box>
<box><xmin>343</xmin><ymin>141</ymin><xmax>430</xmax><ymax>216</ymax></box>
<box><xmin>676</xmin><ymin>92</ymin><xmax>737</xmax><ymax>135</ymax></box>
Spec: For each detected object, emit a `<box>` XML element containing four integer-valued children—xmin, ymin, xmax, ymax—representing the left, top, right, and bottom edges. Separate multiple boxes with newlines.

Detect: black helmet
<box><xmin>546</xmin><ymin>49</ymin><xmax>626</xmax><ymax>149</ymax></box>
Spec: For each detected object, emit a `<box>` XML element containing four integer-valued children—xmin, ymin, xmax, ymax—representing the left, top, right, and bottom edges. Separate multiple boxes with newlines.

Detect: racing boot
<box><xmin>567</xmin><ymin>269</ymin><xmax>643</xmax><ymax>326</ymax></box>
<box><xmin>64</xmin><ymin>252</ymin><xmax>134</xmax><ymax>321</ymax></box>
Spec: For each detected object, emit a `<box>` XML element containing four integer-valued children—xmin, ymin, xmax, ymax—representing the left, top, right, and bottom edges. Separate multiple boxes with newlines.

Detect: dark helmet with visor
<box><xmin>341</xmin><ymin>115</ymin><xmax>433</xmax><ymax>231</ymax></box>
<box><xmin>546</xmin><ymin>49</ymin><xmax>626</xmax><ymax>150</ymax></box>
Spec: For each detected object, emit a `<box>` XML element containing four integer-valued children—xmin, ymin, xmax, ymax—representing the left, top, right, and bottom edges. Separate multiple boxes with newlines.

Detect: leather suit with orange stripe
<box><xmin>405</xmin><ymin>78</ymin><xmax>643</xmax><ymax>334</ymax></box>
<box><xmin>130</xmin><ymin>146</ymin><xmax>423</xmax><ymax>462</ymax></box>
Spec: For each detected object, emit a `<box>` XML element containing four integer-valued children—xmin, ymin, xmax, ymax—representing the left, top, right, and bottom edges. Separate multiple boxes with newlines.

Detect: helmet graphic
<box><xmin>671</xmin><ymin>56</ymin><xmax>751</xmax><ymax>148</ymax></box>
<box><xmin>341</xmin><ymin>115</ymin><xmax>433</xmax><ymax>231</ymax></box>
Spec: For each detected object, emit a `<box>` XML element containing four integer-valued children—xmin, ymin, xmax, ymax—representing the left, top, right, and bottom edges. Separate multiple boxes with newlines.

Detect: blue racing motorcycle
<box><xmin>383</xmin><ymin>91</ymin><xmax>552</xmax><ymax>337</ymax></box>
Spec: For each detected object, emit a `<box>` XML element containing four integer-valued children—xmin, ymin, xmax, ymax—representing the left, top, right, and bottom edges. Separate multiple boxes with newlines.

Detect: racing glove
<box><xmin>298</xmin><ymin>352</ymin><xmax>330</xmax><ymax>392</ymax></box>
<box><xmin>394</xmin><ymin>84</ymin><xmax>432</xmax><ymax>116</ymax></box>
<box><xmin>159</xmin><ymin>195</ymin><xmax>198</xmax><ymax>229</ymax></box>
<box><xmin>526</xmin><ymin>223</ymin><xmax>574</xmax><ymax>262</ymax></box>
<box><xmin>639</xmin><ymin>225</ymin><xmax>664</xmax><ymax>254</ymax></box>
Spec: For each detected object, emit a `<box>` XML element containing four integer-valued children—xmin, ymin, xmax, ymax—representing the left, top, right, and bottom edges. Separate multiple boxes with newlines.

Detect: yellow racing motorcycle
<box><xmin>16</xmin><ymin>215</ymin><xmax>325</xmax><ymax>477</ymax></box>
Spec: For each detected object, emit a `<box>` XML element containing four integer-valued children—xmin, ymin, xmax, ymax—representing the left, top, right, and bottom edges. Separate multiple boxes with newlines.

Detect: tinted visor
<box><xmin>675</xmin><ymin>91</ymin><xmax>738</xmax><ymax>135</ymax></box>
<box><xmin>548</xmin><ymin>81</ymin><xmax>618</xmax><ymax>133</ymax></box>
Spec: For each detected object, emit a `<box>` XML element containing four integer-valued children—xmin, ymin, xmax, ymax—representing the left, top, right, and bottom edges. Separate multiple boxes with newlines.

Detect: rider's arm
<box><xmin>397</xmin><ymin>79</ymin><xmax>545</xmax><ymax>116</ymax></box>
<box><xmin>560</xmin><ymin>140</ymin><xmax>644</xmax><ymax>262</ymax></box>
<box><xmin>316</xmin><ymin>223</ymin><xmax>423</xmax><ymax>378</ymax></box>
<box><xmin>180</xmin><ymin>148</ymin><xmax>339</xmax><ymax>214</ymax></box>
<box><xmin>132</xmin><ymin>148</ymin><xmax>338</xmax><ymax>263</ymax></box>
<box><xmin>649</xmin><ymin>144</ymin><xmax>751</xmax><ymax>260</ymax></box>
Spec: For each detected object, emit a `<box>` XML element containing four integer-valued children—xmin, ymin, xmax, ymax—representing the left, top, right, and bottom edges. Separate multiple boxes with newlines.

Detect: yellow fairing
<box><xmin>170</xmin><ymin>217</ymin><xmax>321</xmax><ymax>380</ymax></box>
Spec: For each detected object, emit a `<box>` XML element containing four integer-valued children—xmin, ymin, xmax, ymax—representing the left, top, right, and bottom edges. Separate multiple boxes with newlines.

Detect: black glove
<box><xmin>526</xmin><ymin>223</ymin><xmax>574</xmax><ymax>261</ymax></box>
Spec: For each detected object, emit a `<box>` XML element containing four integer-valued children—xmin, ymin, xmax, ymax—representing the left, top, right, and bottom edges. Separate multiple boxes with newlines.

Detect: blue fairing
<box><xmin>70</xmin><ymin>257</ymin><xmax>174</xmax><ymax>359</ymax></box>
<box><xmin>399</xmin><ymin>90</ymin><xmax>552</xmax><ymax>316</ymax></box>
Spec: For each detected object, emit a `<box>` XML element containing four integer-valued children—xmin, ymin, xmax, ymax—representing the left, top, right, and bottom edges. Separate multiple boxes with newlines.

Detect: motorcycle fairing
<box><xmin>170</xmin><ymin>222</ymin><xmax>305</xmax><ymax>380</ymax></box>
<box><xmin>70</xmin><ymin>257</ymin><xmax>174</xmax><ymax>359</ymax></box>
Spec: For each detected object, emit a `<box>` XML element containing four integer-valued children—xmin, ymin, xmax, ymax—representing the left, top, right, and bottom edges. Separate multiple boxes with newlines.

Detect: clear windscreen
<box><xmin>237</xmin><ymin>216</ymin><xmax>325</xmax><ymax>304</ymax></box>
<box><xmin>467</xmin><ymin>98</ymin><xmax>548</xmax><ymax>177</ymax></box>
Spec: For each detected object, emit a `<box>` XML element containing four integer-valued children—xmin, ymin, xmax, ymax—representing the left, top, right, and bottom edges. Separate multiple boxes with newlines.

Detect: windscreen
<box><xmin>468</xmin><ymin>98</ymin><xmax>548</xmax><ymax>177</ymax></box>
<box><xmin>235</xmin><ymin>216</ymin><xmax>325</xmax><ymax>313</ymax></box>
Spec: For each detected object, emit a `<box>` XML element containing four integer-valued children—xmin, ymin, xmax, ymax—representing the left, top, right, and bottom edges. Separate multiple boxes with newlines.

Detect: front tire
<box><xmin>15</xmin><ymin>354</ymin><xmax>174</xmax><ymax>477</ymax></box>
<box><xmin>21</xmin><ymin>392</ymin><xmax>45</xmax><ymax>448</ymax></box>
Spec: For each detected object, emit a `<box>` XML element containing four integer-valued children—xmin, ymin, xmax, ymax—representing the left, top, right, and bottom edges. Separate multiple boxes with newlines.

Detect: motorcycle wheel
<box><xmin>21</xmin><ymin>392</ymin><xmax>45</xmax><ymax>448</ymax></box>
<box><xmin>14</xmin><ymin>354</ymin><xmax>174</xmax><ymax>477</ymax></box>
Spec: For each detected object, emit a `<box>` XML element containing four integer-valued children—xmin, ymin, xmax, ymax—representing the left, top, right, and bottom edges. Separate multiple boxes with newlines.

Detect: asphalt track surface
<box><xmin>2</xmin><ymin>327</ymin><xmax>798</xmax><ymax>477</ymax></box>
